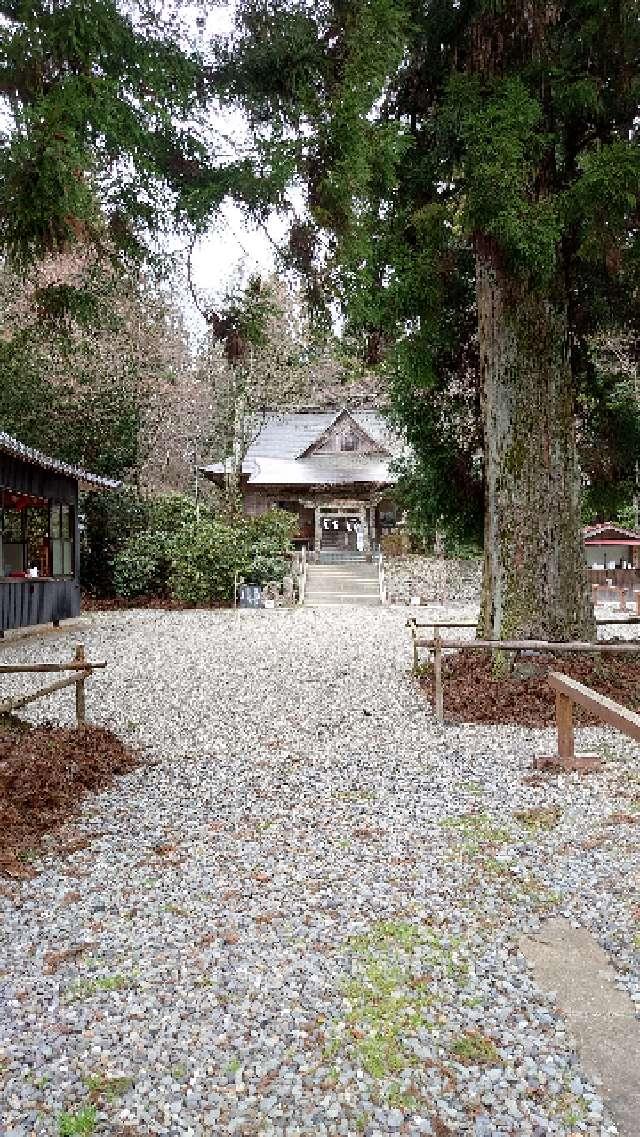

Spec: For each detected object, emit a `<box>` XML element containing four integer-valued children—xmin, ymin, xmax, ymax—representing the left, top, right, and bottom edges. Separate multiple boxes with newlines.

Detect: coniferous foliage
<box><xmin>0</xmin><ymin>1</ymin><xmax>210</xmax><ymax>263</ymax></box>
<box><xmin>219</xmin><ymin>0</ymin><xmax>640</xmax><ymax>637</ymax></box>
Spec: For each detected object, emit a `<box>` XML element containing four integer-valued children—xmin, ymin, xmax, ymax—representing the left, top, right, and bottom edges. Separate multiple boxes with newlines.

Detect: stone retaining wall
<box><xmin>385</xmin><ymin>554</ymin><xmax>482</xmax><ymax>605</ymax></box>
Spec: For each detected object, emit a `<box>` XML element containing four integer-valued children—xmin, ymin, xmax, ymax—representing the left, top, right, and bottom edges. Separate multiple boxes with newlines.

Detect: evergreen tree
<box><xmin>219</xmin><ymin>0</ymin><xmax>640</xmax><ymax>639</ymax></box>
<box><xmin>0</xmin><ymin>1</ymin><xmax>277</xmax><ymax>269</ymax></box>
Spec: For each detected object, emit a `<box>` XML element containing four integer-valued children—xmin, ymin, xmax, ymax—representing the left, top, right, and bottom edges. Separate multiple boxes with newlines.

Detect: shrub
<box><xmin>169</xmin><ymin>517</ymin><xmax>243</xmax><ymax>604</ymax></box>
<box><xmin>112</xmin><ymin>531</ymin><xmax>173</xmax><ymax>598</ymax></box>
<box><xmin>147</xmin><ymin>492</ymin><xmax>204</xmax><ymax>533</ymax></box>
<box><xmin>110</xmin><ymin>494</ymin><xmax>203</xmax><ymax>599</ymax></box>
<box><xmin>244</xmin><ymin>551</ymin><xmax>290</xmax><ymax>585</ymax></box>
<box><xmin>80</xmin><ymin>487</ymin><xmax>149</xmax><ymax>596</ymax></box>
<box><xmin>109</xmin><ymin>499</ymin><xmax>297</xmax><ymax>605</ymax></box>
<box><xmin>169</xmin><ymin>508</ymin><xmax>297</xmax><ymax>604</ymax></box>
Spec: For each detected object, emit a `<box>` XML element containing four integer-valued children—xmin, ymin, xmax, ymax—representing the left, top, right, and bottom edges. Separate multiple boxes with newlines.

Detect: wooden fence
<box><xmin>407</xmin><ymin>622</ymin><xmax>640</xmax><ymax>724</ymax></box>
<box><xmin>536</xmin><ymin>672</ymin><xmax>640</xmax><ymax>773</ymax></box>
<box><xmin>408</xmin><ymin>617</ymin><xmax>640</xmax><ymax>676</ymax></box>
<box><xmin>0</xmin><ymin>644</ymin><xmax>106</xmax><ymax>727</ymax></box>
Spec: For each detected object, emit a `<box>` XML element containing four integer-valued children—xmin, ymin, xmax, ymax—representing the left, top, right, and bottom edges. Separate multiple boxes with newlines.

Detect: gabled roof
<box><xmin>0</xmin><ymin>432</ymin><xmax>121</xmax><ymax>490</ymax></box>
<box><xmin>245</xmin><ymin>409</ymin><xmax>404</xmax><ymax>460</ymax></box>
<box><xmin>298</xmin><ymin>408</ymin><xmax>391</xmax><ymax>458</ymax></box>
<box><xmin>201</xmin><ymin>409</ymin><xmax>407</xmax><ymax>488</ymax></box>
<box><xmin>584</xmin><ymin>522</ymin><xmax>640</xmax><ymax>542</ymax></box>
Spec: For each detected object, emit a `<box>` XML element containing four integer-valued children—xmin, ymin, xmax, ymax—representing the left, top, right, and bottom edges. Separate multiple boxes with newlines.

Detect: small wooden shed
<box><xmin>0</xmin><ymin>432</ymin><xmax>119</xmax><ymax>635</ymax></box>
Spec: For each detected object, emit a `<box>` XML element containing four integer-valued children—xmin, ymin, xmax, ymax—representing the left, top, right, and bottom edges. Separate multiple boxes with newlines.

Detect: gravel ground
<box><xmin>1</xmin><ymin>604</ymin><xmax>640</xmax><ymax>1137</ymax></box>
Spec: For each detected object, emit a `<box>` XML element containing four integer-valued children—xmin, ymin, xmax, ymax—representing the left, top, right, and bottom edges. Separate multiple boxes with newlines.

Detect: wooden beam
<box><xmin>408</xmin><ymin>619</ymin><xmax>640</xmax><ymax>629</ymax></box>
<box><xmin>414</xmin><ymin>639</ymin><xmax>640</xmax><ymax>653</ymax></box>
<box><xmin>434</xmin><ymin>629</ymin><xmax>443</xmax><ymax>723</ymax></box>
<box><xmin>0</xmin><ymin>661</ymin><xmax>105</xmax><ymax>674</ymax></box>
<box><xmin>556</xmin><ymin>691</ymin><xmax>574</xmax><ymax>759</ymax></box>
<box><xmin>0</xmin><ymin>670</ymin><xmax>91</xmax><ymax>714</ymax></box>
<box><xmin>75</xmin><ymin>644</ymin><xmax>86</xmax><ymax>727</ymax></box>
<box><xmin>547</xmin><ymin>672</ymin><xmax>640</xmax><ymax>742</ymax></box>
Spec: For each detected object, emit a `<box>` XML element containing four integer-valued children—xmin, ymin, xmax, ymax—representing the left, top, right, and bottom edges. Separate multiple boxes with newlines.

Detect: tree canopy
<box><xmin>218</xmin><ymin>0</ymin><xmax>640</xmax><ymax>526</ymax></box>
<box><xmin>0</xmin><ymin>0</ymin><xmax>287</xmax><ymax>271</ymax></box>
<box><xmin>216</xmin><ymin>0</ymin><xmax>640</xmax><ymax>637</ymax></box>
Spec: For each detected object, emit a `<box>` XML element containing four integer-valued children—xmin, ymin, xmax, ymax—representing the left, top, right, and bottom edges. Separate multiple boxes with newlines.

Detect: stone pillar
<box><xmin>361</xmin><ymin>504</ymin><xmax>371</xmax><ymax>557</ymax></box>
<box><xmin>314</xmin><ymin>507</ymin><xmax>322</xmax><ymax>558</ymax></box>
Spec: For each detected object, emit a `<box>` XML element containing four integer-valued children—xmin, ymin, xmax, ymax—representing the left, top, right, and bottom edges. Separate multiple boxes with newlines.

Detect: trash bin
<box><xmin>238</xmin><ymin>584</ymin><xmax>263</xmax><ymax>608</ymax></box>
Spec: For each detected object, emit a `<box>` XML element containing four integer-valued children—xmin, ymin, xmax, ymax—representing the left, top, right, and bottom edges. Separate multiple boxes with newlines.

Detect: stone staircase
<box><xmin>304</xmin><ymin>557</ymin><xmax>381</xmax><ymax>606</ymax></box>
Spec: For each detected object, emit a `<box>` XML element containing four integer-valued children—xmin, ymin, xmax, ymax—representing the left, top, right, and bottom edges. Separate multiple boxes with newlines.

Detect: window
<box><xmin>1</xmin><ymin>508</ymin><xmax>26</xmax><ymax>574</ymax></box>
<box><xmin>339</xmin><ymin>431</ymin><xmax>357</xmax><ymax>452</ymax></box>
<box><xmin>26</xmin><ymin>505</ymin><xmax>50</xmax><ymax>575</ymax></box>
<box><xmin>50</xmin><ymin>503</ymin><xmax>74</xmax><ymax>577</ymax></box>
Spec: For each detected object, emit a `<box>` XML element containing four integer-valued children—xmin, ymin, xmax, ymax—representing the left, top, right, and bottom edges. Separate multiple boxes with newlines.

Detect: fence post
<box><xmin>556</xmin><ymin>690</ymin><xmax>574</xmax><ymax>764</ymax></box>
<box><xmin>434</xmin><ymin>629</ymin><xmax>443</xmax><ymax>723</ymax></box>
<box><xmin>75</xmin><ymin>644</ymin><xmax>86</xmax><ymax>728</ymax></box>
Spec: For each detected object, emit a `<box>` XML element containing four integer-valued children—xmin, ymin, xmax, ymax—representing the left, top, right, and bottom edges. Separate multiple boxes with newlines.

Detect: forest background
<box><xmin>0</xmin><ymin>1</ymin><xmax>638</xmax><ymax>623</ymax></box>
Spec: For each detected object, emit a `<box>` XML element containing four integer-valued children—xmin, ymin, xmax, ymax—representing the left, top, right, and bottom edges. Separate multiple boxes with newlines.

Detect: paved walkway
<box><xmin>1</xmin><ymin>607</ymin><xmax>639</xmax><ymax>1135</ymax></box>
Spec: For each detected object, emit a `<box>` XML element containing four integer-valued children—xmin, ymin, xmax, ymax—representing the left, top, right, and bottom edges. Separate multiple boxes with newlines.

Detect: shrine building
<box><xmin>202</xmin><ymin>408</ymin><xmax>407</xmax><ymax>558</ymax></box>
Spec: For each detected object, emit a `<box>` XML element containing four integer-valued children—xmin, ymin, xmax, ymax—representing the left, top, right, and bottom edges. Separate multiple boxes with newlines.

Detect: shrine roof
<box><xmin>202</xmin><ymin>409</ymin><xmax>407</xmax><ymax>487</ymax></box>
<box><xmin>0</xmin><ymin>432</ymin><xmax>121</xmax><ymax>490</ymax></box>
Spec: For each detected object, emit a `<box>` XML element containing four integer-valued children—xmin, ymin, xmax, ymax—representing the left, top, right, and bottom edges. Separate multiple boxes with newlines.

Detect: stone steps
<box><xmin>316</xmin><ymin>552</ymin><xmax>369</xmax><ymax>565</ymax></box>
<box><xmin>304</xmin><ymin>562</ymin><xmax>381</xmax><ymax>607</ymax></box>
<box><xmin>304</xmin><ymin>593</ymin><xmax>381</xmax><ymax>607</ymax></box>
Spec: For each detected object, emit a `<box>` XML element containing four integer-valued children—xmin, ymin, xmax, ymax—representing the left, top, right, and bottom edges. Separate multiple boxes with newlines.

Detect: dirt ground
<box><xmin>419</xmin><ymin>648</ymin><xmax>640</xmax><ymax>725</ymax></box>
<box><xmin>0</xmin><ymin>722</ymin><xmax>138</xmax><ymax>878</ymax></box>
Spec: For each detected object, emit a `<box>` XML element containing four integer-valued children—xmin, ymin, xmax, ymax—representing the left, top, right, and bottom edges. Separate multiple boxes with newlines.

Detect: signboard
<box><xmin>238</xmin><ymin>584</ymin><xmax>263</xmax><ymax>608</ymax></box>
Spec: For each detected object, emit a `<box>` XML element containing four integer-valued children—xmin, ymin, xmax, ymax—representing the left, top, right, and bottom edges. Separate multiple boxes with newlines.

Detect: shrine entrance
<box><xmin>313</xmin><ymin>503</ymin><xmax>372</xmax><ymax>556</ymax></box>
<box><xmin>320</xmin><ymin>512</ymin><xmax>360</xmax><ymax>552</ymax></box>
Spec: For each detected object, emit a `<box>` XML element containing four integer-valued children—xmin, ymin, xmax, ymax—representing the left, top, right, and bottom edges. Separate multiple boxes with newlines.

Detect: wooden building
<box><xmin>584</xmin><ymin>522</ymin><xmax>640</xmax><ymax>593</ymax></box>
<box><xmin>202</xmin><ymin>409</ymin><xmax>407</xmax><ymax>557</ymax></box>
<box><xmin>584</xmin><ymin>523</ymin><xmax>640</xmax><ymax>570</ymax></box>
<box><xmin>0</xmin><ymin>432</ymin><xmax>119</xmax><ymax>635</ymax></box>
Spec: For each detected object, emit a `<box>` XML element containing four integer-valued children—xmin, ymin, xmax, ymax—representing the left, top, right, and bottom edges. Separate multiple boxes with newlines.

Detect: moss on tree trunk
<box><xmin>477</xmin><ymin>246</ymin><xmax>595</xmax><ymax>641</ymax></box>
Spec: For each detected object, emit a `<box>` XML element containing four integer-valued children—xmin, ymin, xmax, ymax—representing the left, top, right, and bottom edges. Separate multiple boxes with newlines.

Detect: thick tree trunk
<box><xmin>223</xmin><ymin>368</ymin><xmax>246</xmax><ymax>512</ymax></box>
<box><xmin>477</xmin><ymin>247</ymin><xmax>595</xmax><ymax>641</ymax></box>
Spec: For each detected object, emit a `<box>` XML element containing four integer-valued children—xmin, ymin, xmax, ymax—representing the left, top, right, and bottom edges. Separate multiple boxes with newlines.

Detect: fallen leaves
<box><xmin>59</xmin><ymin>890</ymin><xmax>82</xmax><ymax>906</ymax></box>
<box><xmin>0</xmin><ymin>723</ymin><xmax>139</xmax><ymax>878</ymax></box>
<box><xmin>220</xmin><ymin>928</ymin><xmax>239</xmax><ymax>945</ymax></box>
<box><xmin>43</xmin><ymin>942</ymin><xmax>94</xmax><ymax>973</ymax></box>
<box><xmin>421</xmin><ymin>650</ymin><xmax>640</xmax><ymax>725</ymax></box>
<box><xmin>604</xmin><ymin>811</ymin><xmax>640</xmax><ymax>826</ymax></box>
<box><xmin>220</xmin><ymin>889</ymin><xmax>240</xmax><ymax>903</ymax></box>
<box><xmin>152</xmin><ymin>841</ymin><xmax>179</xmax><ymax>857</ymax></box>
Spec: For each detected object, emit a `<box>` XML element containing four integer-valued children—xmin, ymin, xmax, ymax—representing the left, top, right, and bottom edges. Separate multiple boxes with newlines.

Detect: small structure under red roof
<box><xmin>584</xmin><ymin>522</ymin><xmax>640</xmax><ymax>569</ymax></box>
<box><xmin>583</xmin><ymin>524</ymin><xmax>640</xmax><ymax>604</ymax></box>
<box><xmin>1</xmin><ymin>432</ymin><xmax>120</xmax><ymax>635</ymax></box>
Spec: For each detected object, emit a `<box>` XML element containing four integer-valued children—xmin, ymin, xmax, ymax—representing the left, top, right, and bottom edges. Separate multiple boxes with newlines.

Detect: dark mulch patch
<box><xmin>419</xmin><ymin>648</ymin><xmax>640</xmax><ymax>726</ymax></box>
<box><xmin>0</xmin><ymin>723</ymin><xmax>139</xmax><ymax>878</ymax></box>
<box><xmin>81</xmin><ymin>592</ymin><xmax>184</xmax><ymax>611</ymax></box>
<box><xmin>81</xmin><ymin>593</ymin><xmax>231</xmax><ymax>611</ymax></box>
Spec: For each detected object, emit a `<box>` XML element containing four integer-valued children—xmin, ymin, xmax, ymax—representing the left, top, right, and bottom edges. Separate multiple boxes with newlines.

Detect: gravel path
<box><xmin>1</xmin><ymin>606</ymin><xmax>640</xmax><ymax>1137</ymax></box>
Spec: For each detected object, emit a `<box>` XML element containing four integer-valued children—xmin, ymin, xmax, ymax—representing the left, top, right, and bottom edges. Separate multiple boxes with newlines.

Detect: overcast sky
<box><xmin>179</xmin><ymin>1</ymin><xmax>296</xmax><ymax>337</ymax></box>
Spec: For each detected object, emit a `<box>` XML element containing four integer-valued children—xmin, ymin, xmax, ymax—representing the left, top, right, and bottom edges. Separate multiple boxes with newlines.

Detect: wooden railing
<box><xmin>408</xmin><ymin>616</ymin><xmax>640</xmax><ymax>676</ymax></box>
<box><xmin>378</xmin><ymin>550</ymin><xmax>387</xmax><ymax>605</ymax></box>
<box><xmin>405</xmin><ymin>620</ymin><xmax>640</xmax><ymax>772</ymax></box>
<box><xmin>297</xmin><ymin>546</ymin><xmax>307</xmax><ymax>605</ymax></box>
<box><xmin>409</xmin><ymin>631</ymin><xmax>640</xmax><ymax>723</ymax></box>
<box><xmin>536</xmin><ymin>672</ymin><xmax>640</xmax><ymax>773</ymax></box>
<box><xmin>0</xmin><ymin>645</ymin><xmax>106</xmax><ymax>727</ymax></box>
